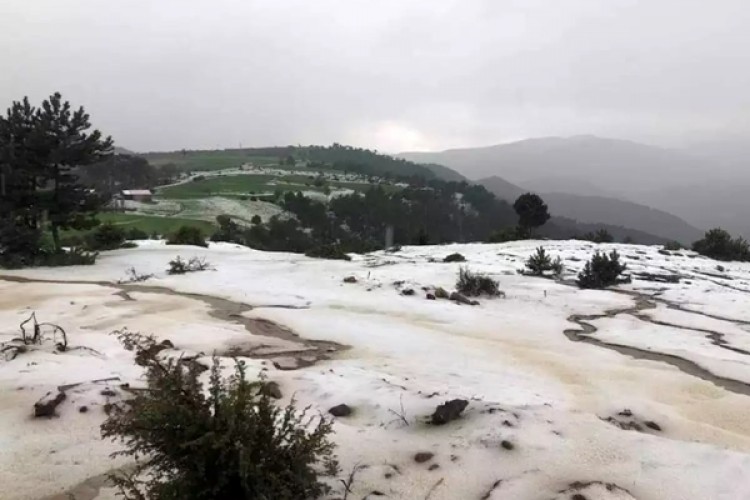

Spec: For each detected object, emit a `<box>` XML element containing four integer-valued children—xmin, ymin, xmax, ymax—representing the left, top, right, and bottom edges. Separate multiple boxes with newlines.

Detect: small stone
<box><xmin>78</xmin><ymin>406</ymin><xmax>88</xmax><ymax>413</ymax></box>
<box><xmin>426</xmin><ymin>293</ymin><xmax>436</xmax><ymax>300</ymax></box>
<box><xmin>428</xmin><ymin>463</ymin><xmax>440</xmax><ymax>471</ymax></box>
<box><xmin>501</xmin><ymin>440</ymin><xmax>514</xmax><ymax>450</ymax></box>
<box><xmin>343</xmin><ymin>276</ymin><xmax>357</xmax><ymax>283</ymax></box>
<box><xmin>430</xmin><ymin>399</ymin><xmax>469</xmax><ymax>425</ymax></box>
<box><xmin>401</xmin><ymin>288</ymin><xmax>415</xmax><ymax>296</ymax></box>
<box><xmin>328</xmin><ymin>404</ymin><xmax>353</xmax><ymax>417</ymax></box>
<box><xmin>414</xmin><ymin>452</ymin><xmax>434</xmax><ymax>463</ymax></box>
<box><xmin>100</xmin><ymin>388</ymin><xmax>117</xmax><ymax>397</ymax></box>
<box><xmin>34</xmin><ymin>391</ymin><xmax>66</xmax><ymax>418</ymax></box>
<box><xmin>260</xmin><ymin>381</ymin><xmax>282</xmax><ymax>399</ymax></box>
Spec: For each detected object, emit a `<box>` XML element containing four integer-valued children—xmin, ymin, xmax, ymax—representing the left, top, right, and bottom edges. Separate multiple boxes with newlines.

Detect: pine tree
<box><xmin>34</xmin><ymin>93</ymin><xmax>113</xmax><ymax>252</ymax></box>
<box><xmin>513</xmin><ymin>193</ymin><xmax>550</xmax><ymax>234</ymax></box>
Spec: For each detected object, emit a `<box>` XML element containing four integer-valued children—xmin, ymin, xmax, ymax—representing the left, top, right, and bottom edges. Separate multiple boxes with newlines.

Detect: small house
<box><xmin>121</xmin><ymin>189</ymin><xmax>153</xmax><ymax>202</ymax></box>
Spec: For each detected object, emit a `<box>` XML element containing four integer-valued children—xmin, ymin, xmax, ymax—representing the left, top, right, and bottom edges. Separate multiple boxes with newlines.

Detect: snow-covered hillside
<box><xmin>2</xmin><ymin>240</ymin><xmax>750</xmax><ymax>499</ymax></box>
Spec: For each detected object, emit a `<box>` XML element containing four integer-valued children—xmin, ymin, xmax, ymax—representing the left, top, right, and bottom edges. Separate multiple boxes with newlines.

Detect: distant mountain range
<box><xmin>478</xmin><ymin>176</ymin><xmax>702</xmax><ymax>244</ymax></box>
<box><xmin>400</xmin><ymin>135</ymin><xmax>750</xmax><ymax>241</ymax></box>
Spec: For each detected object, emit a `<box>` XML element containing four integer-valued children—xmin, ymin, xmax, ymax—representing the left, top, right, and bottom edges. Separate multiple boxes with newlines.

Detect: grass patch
<box><xmin>144</xmin><ymin>151</ymin><xmax>281</xmax><ymax>171</ymax></box>
<box><xmin>62</xmin><ymin>213</ymin><xmax>215</xmax><ymax>240</ymax></box>
<box><xmin>158</xmin><ymin>175</ymin><xmax>278</xmax><ymax>199</ymax></box>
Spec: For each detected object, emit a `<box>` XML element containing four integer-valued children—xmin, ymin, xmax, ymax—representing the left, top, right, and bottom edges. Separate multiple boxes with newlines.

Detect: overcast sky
<box><xmin>1</xmin><ymin>0</ymin><xmax>748</xmax><ymax>153</ymax></box>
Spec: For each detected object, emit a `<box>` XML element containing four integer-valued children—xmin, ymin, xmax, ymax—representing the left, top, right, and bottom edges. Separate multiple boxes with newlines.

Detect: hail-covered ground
<box><xmin>2</xmin><ymin>240</ymin><xmax>750</xmax><ymax>500</ymax></box>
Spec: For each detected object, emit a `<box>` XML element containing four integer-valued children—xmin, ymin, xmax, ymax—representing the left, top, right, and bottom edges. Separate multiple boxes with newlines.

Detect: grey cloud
<box><xmin>1</xmin><ymin>0</ymin><xmax>748</xmax><ymax>152</ymax></box>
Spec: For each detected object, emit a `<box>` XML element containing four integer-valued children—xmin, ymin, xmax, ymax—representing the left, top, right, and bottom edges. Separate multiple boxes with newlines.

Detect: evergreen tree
<box><xmin>513</xmin><ymin>193</ymin><xmax>550</xmax><ymax>234</ymax></box>
<box><xmin>34</xmin><ymin>93</ymin><xmax>113</xmax><ymax>251</ymax></box>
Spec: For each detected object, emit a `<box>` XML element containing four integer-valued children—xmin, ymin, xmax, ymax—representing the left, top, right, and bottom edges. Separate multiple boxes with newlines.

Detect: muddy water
<box><xmin>0</xmin><ymin>275</ymin><xmax>346</xmax><ymax>370</ymax></box>
<box><xmin>564</xmin><ymin>290</ymin><xmax>750</xmax><ymax>397</ymax></box>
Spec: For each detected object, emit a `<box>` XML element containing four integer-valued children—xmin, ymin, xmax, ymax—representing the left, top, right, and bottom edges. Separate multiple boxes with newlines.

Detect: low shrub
<box><xmin>40</xmin><ymin>247</ymin><xmax>98</xmax><ymax>267</ymax></box>
<box><xmin>692</xmin><ymin>228</ymin><xmax>750</xmax><ymax>262</ymax></box>
<box><xmin>305</xmin><ymin>243</ymin><xmax>351</xmax><ymax>261</ymax></box>
<box><xmin>125</xmin><ymin>227</ymin><xmax>149</xmax><ymax>240</ymax></box>
<box><xmin>456</xmin><ymin>266</ymin><xmax>500</xmax><ymax>297</ymax></box>
<box><xmin>525</xmin><ymin>246</ymin><xmax>563</xmax><ymax>276</ymax></box>
<box><xmin>250</xmin><ymin>214</ymin><xmax>262</xmax><ymax>225</ymax></box>
<box><xmin>167</xmin><ymin>225</ymin><xmax>207</xmax><ymax>247</ymax></box>
<box><xmin>167</xmin><ymin>256</ymin><xmax>211</xmax><ymax>275</ymax></box>
<box><xmin>663</xmin><ymin>240</ymin><xmax>683</xmax><ymax>251</ymax></box>
<box><xmin>211</xmin><ymin>216</ymin><xmax>242</xmax><ymax>244</ymax></box>
<box><xmin>102</xmin><ymin>331</ymin><xmax>339</xmax><ymax>500</ymax></box>
<box><xmin>85</xmin><ymin>222</ymin><xmax>126</xmax><ymax>251</ymax></box>
<box><xmin>443</xmin><ymin>252</ymin><xmax>466</xmax><ymax>263</ymax></box>
<box><xmin>0</xmin><ymin>223</ymin><xmax>44</xmax><ymax>268</ymax></box>
<box><xmin>488</xmin><ymin>226</ymin><xmax>528</xmax><ymax>243</ymax></box>
<box><xmin>581</xmin><ymin>229</ymin><xmax>614</xmax><ymax>243</ymax></box>
<box><xmin>577</xmin><ymin>250</ymin><xmax>627</xmax><ymax>289</ymax></box>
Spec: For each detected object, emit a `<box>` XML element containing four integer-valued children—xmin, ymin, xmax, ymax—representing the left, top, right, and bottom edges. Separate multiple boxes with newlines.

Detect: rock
<box><xmin>449</xmin><ymin>292</ymin><xmax>479</xmax><ymax>306</ymax></box>
<box><xmin>328</xmin><ymin>404</ymin><xmax>353</xmax><ymax>417</ymax></box>
<box><xmin>78</xmin><ymin>406</ymin><xmax>88</xmax><ymax>413</ymax></box>
<box><xmin>430</xmin><ymin>399</ymin><xmax>469</xmax><ymax>425</ymax></box>
<box><xmin>343</xmin><ymin>276</ymin><xmax>357</xmax><ymax>283</ymax></box>
<box><xmin>414</xmin><ymin>452</ymin><xmax>434</xmax><ymax>463</ymax></box>
<box><xmin>135</xmin><ymin>339</ymin><xmax>175</xmax><ymax>366</ymax></box>
<box><xmin>34</xmin><ymin>391</ymin><xmax>66</xmax><ymax>417</ymax></box>
<box><xmin>426</xmin><ymin>293</ymin><xmax>436</xmax><ymax>300</ymax></box>
<box><xmin>434</xmin><ymin>287</ymin><xmax>449</xmax><ymax>299</ymax></box>
<box><xmin>272</xmin><ymin>357</ymin><xmax>302</xmax><ymax>370</ymax></box>
<box><xmin>428</xmin><ymin>463</ymin><xmax>440</xmax><ymax>471</ymax></box>
<box><xmin>100</xmin><ymin>388</ymin><xmax>117</xmax><ymax>397</ymax></box>
<box><xmin>401</xmin><ymin>288</ymin><xmax>415</xmax><ymax>296</ymax></box>
<box><xmin>644</xmin><ymin>421</ymin><xmax>662</xmax><ymax>431</ymax></box>
<box><xmin>260</xmin><ymin>381</ymin><xmax>282</xmax><ymax>399</ymax></box>
<box><xmin>501</xmin><ymin>440</ymin><xmax>514</xmax><ymax>450</ymax></box>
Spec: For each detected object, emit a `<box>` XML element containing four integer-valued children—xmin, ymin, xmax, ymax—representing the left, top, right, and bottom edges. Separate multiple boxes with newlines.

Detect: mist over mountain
<box><xmin>400</xmin><ymin>135</ymin><xmax>750</xmax><ymax>239</ymax></box>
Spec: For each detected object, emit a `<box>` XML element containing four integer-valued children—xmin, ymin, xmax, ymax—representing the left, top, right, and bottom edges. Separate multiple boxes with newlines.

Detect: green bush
<box><xmin>102</xmin><ymin>331</ymin><xmax>338</xmax><ymax>500</ymax></box>
<box><xmin>443</xmin><ymin>252</ymin><xmax>466</xmax><ymax>263</ymax></box>
<box><xmin>663</xmin><ymin>240</ymin><xmax>683</xmax><ymax>251</ymax></box>
<box><xmin>456</xmin><ymin>267</ymin><xmax>500</xmax><ymax>296</ymax></box>
<box><xmin>488</xmin><ymin>226</ymin><xmax>529</xmax><ymax>243</ymax></box>
<box><xmin>0</xmin><ymin>222</ymin><xmax>44</xmax><ymax>268</ymax></box>
<box><xmin>581</xmin><ymin>229</ymin><xmax>614</xmax><ymax>243</ymax></box>
<box><xmin>125</xmin><ymin>227</ymin><xmax>149</xmax><ymax>240</ymax></box>
<box><xmin>40</xmin><ymin>247</ymin><xmax>98</xmax><ymax>266</ymax></box>
<box><xmin>211</xmin><ymin>216</ymin><xmax>242</xmax><ymax>244</ymax></box>
<box><xmin>167</xmin><ymin>225</ymin><xmax>207</xmax><ymax>247</ymax></box>
<box><xmin>251</xmin><ymin>214</ymin><xmax>262</xmax><ymax>225</ymax></box>
<box><xmin>577</xmin><ymin>250</ymin><xmax>627</xmax><ymax>289</ymax></box>
<box><xmin>525</xmin><ymin>246</ymin><xmax>563</xmax><ymax>276</ymax></box>
<box><xmin>167</xmin><ymin>256</ymin><xmax>211</xmax><ymax>275</ymax></box>
<box><xmin>692</xmin><ymin>228</ymin><xmax>750</xmax><ymax>262</ymax></box>
<box><xmin>305</xmin><ymin>243</ymin><xmax>351</xmax><ymax>261</ymax></box>
<box><xmin>85</xmin><ymin>222</ymin><xmax>126</xmax><ymax>250</ymax></box>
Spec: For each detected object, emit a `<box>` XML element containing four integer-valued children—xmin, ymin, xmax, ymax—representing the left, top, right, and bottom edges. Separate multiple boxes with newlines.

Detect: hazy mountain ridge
<box><xmin>478</xmin><ymin>175</ymin><xmax>700</xmax><ymax>243</ymax></box>
<box><xmin>400</xmin><ymin>136</ymin><xmax>750</xmax><ymax>238</ymax></box>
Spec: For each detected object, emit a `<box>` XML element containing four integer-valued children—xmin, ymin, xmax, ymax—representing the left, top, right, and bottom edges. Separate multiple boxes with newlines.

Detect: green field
<box><xmin>144</xmin><ymin>151</ymin><xmax>281</xmax><ymax>171</ymax></box>
<box><xmin>158</xmin><ymin>175</ymin><xmax>279</xmax><ymax>199</ymax></box>
<box><xmin>97</xmin><ymin>212</ymin><xmax>215</xmax><ymax>235</ymax></box>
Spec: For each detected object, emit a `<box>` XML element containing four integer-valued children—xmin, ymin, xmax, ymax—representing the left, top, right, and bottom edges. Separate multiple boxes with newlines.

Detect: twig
<box><xmin>425</xmin><ymin>478</ymin><xmax>444</xmax><ymax>500</ymax></box>
<box><xmin>387</xmin><ymin>394</ymin><xmax>409</xmax><ymax>427</ymax></box>
<box><xmin>339</xmin><ymin>462</ymin><xmax>365</xmax><ymax>500</ymax></box>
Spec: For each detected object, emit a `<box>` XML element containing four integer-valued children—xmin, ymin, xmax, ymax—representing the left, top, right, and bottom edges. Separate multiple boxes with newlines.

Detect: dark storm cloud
<box><xmin>1</xmin><ymin>0</ymin><xmax>747</xmax><ymax>151</ymax></box>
